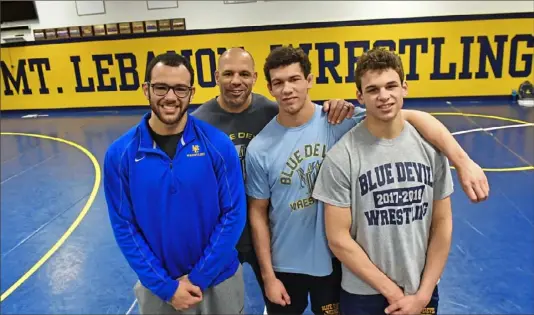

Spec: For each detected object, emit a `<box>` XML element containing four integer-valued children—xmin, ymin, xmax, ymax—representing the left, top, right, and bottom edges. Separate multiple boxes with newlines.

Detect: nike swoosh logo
<box><xmin>135</xmin><ymin>156</ymin><xmax>145</xmax><ymax>162</ymax></box>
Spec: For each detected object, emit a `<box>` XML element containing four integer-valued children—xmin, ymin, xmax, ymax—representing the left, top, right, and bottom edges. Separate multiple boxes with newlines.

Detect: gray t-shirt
<box><xmin>192</xmin><ymin>93</ymin><xmax>278</xmax><ymax>179</ymax></box>
<box><xmin>312</xmin><ymin>120</ymin><xmax>454</xmax><ymax>295</ymax></box>
<box><xmin>191</xmin><ymin>93</ymin><xmax>278</xmax><ymax>252</ymax></box>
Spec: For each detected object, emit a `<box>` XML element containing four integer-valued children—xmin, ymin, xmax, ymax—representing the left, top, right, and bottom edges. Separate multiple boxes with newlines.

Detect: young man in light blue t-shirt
<box><xmin>245</xmin><ymin>47</ymin><xmax>364</xmax><ymax>315</ymax></box>
<box><xmin>245</xmin><ymin>46</ymin><xmax>488</xmax><ymax>315</ymax></box>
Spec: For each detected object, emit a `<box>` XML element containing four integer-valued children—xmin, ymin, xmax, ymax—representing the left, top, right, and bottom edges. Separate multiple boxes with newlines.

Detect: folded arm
<box><xmin>103</xmin><ymin>149</ymin><xmax>178</xmax><ymax>302</ymax></box>
<box><xmin>402</xmin><ymin>109</ymin><xmax>489</xmax><ymax>202</ymax></box>
<box><xmin>188</xmin><ymin>139</ymin><xmax>247</xmax><ymax>291</ymax></box>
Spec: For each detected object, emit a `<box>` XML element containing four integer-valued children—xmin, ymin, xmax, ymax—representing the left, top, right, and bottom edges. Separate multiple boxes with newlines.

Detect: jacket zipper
<box><xmin>152</xmin><ymin>140</ymin><xmax>176</xmax><ymax>189</ymax></box>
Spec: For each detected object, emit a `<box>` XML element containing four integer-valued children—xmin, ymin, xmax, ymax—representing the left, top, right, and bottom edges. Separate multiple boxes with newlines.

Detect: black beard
<box><xmin>150</xmin><ymin>101</ymin><xmax>188</xmax><ymax>126</ymax></box>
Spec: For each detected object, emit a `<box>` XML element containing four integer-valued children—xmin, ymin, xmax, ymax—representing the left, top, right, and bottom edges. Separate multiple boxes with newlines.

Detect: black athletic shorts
<box><xmin>265</xmin><ymin>258</ymin><xmax>342</xmax><ymax>315</ymax></box>
<box><xmin>339</xmin><ymin>285</ymin><xmax>439</xmax><ymax>315</ymax></box>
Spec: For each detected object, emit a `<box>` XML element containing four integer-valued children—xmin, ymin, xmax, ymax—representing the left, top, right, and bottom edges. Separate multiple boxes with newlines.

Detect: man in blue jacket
<box><xmin>103</xmin><ymin>52</ymin><xmax>247</xmax><ymax>314</ymax></box>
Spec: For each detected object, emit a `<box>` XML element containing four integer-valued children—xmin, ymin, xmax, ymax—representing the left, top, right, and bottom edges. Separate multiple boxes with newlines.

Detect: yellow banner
<box><xmin>1</xmin><ymin>15</ymin><xmax>533</xmax><ymax>111</ymax></box>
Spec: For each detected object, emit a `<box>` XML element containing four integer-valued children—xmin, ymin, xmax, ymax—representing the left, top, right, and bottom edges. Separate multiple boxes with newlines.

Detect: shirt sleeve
<box><xmin>312</xmin><ymin>144</ymin><xmax>353</xmax><ymax>208</ymax></box>
<box><xmin>188</xmin><ymin>134</ymin><xmax>247</xmax><ymax>291</ymax></box>
<box><xmin>433</xmin><ymin>152</ymin><xmax>454</xmax><ymax>200</ymax></box>
<box><xmin>331</xmin><ymin>106</ymin><xmax>366</xmax><ymax>142</ymax></box>
<box><xmin>352</xmin><ymin>106</ymin><xmax>367</xmax><ymax>122</ymax></box>
<box><xmin>244</xmin><ymin>146</ymin><xmax>271</xmax><ymax>200</ymax></box>
<box><xmin>103</xmin><ymin>146</ymin><xmax>178</xmax><ymax>302</ymax></box>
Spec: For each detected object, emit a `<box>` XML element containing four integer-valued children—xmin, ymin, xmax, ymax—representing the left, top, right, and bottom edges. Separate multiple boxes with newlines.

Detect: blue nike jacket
<box><xmin>103</xmin><ymin>112</ymin><xmax>246</xmax><ymax>302</ymax></box>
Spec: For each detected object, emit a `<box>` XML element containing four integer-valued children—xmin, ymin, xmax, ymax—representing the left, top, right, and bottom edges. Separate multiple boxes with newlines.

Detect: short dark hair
<box><xmin>145</xmin><ymin>52</ymin><xmax>195</xmax><ymax>86</ymax></box>
<box><xmin>263</xmin><ymin>46</ymin><xmax>311</xmax><ymax>83</ymax></box>
<box><xmin>354</xmin><ymin>47</ymin><xmax>404</xmax><ymax>92</ymax></box>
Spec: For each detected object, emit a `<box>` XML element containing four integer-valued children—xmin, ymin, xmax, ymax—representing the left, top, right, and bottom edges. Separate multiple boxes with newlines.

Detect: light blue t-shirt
<box><xmin>245</xmin><ymin>103</ymin><xmax>366</xmax><ymax>276</ymax></box>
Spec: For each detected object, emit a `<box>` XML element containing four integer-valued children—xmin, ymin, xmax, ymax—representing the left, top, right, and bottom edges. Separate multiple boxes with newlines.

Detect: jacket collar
<box><xmin>137</xmin><ymin>112</ymin><xmax>196</xmax><ymax>153</ymax></box>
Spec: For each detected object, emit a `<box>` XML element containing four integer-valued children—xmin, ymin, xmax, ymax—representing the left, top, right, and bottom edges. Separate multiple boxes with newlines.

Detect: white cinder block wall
<box><xmin>2</xmin><ymin>1</ymin><xmax>533</xmax><ymax>41</ymax></box>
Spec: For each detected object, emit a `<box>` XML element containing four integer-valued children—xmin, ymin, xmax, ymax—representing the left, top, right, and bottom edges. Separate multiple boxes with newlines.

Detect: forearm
<box><xmin>110</xmin><ymin>216</ymin><xmax>178</xmax><ymax>301</ymax></box>
<box><xmin>189</xmin><ymin>203</ymin><xmax>246</xmax><ymax>290</ymax></box>
<box><xmin>189</xmin><ymin>148</ymin><xmax>247</xmax><ymax>290</ymax></box>
<box><xmin>329</xmin><ymin>233</ymin><xmax>401</xmax><ymax>298</ymax></box>
<box><xmin>417</xmin><ymin>217</ymin><xmax>453</xmax><ymax>299</ymax></box>
<box><xmin>402</xmin><ymin>110</ymin><xmax>469</xmax><ymax>167</ymax></box>
<box><xmin>104</xmin><ymin>154</ymin><xmax>177</xmax><ymax>302</ymax></box>
<box><xmin>250</xmin><ymin>209</ymin><xmax>276</xmax><ymax>281</ymax></box>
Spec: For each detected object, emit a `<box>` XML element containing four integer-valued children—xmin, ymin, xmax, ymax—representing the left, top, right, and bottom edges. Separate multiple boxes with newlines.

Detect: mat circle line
<box><xmin>430</xmin><ymin>112</ymin><xmax>534</xmax><ymax>172</ymax></box>
<box><xmin>0</xmin><ymin>132</ymin><xmax>101</xmax><ymax>302</ymax></box>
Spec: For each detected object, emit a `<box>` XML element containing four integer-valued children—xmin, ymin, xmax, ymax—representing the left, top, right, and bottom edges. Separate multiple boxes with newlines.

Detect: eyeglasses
<box><xmin>149</xmin><ymin>83</ymin><xmax>192</xmax><ymax>98</ymax></box>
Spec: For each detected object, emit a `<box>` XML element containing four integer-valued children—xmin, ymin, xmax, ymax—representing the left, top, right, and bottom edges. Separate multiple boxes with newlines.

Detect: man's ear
<box><xmin>190</xmin><ymin>86</ymin><xmax>196</xmax><ymax>101</ymax></box>
<box><xmin>214</xmin><ymin>70</ymin><xmax>220</xmax><ymax>86</ymax></box>
<box><xmin>306</xmin><ymin>73</ymin><xmax>314</xmax><ymax>89</ymax></box>
<box><xmin>402</xmin><ymin>81</ymin><xmax>408</xmax><ymax>97</ymax></box>
<box><xmin>267</xmin><ymin>83</ymin><xmax>274</xmax><ymax>97</ymax></box>
<box><xmin>357</xmin><ymin>89</ymin><xmax>364</xmax><ymax>105</ymax></box>
<box><xmin>142</xmin><ymin>82</ymin><xmax>149</xmax><ymax>100</ymax></box>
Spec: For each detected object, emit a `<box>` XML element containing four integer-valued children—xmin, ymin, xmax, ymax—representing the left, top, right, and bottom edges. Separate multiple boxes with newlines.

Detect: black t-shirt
<box><xmin>192</xmin><ymin>93</ymin><xmax>279</xmax><ymax>252</ymax></box>
<box><xmin>148</xmin><ymin>123</ymin><xmax>183</xmax><ymax>160</ymax></box>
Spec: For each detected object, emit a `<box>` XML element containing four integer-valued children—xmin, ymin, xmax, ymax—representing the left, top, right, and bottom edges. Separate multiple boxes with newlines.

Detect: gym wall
<box><xmin>1</xmin><ymin>1</ymin><xmax>533</xmax><ymax>111</ymax></box>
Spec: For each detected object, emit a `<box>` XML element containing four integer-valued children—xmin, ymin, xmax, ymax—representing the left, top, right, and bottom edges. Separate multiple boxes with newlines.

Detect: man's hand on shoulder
<box><xmin>323</xmin><ymin>99</ymin><xmax>354</xmax><ymax>124</ymax></box>
<box><xmin>168</xmin><ymin>275</ymin><xmax>203</xmax><ymax>311</ymax></box>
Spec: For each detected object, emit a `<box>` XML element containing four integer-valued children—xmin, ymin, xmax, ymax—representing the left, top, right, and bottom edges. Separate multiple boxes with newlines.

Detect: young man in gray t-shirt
<box><xmin>312</xmin><ymin>48</ymin><xmax>454</xmax><ymax>315</ymax></box>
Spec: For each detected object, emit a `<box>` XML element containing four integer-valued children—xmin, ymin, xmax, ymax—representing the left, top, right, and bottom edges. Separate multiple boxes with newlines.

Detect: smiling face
<box><xmin>215</xmin><ymin>49</ymin><xmax>257</xmax><ymax>111</ymax></box>
<box><xmin>143</xmin><ymin>62</ymin><xmax>195</xmax><ymax>127</ymax></box>
<box><xmin>263</xmin><ymin>46</ymin><xmax>313</xmax><ymax>116</ymax></box>
<box><xmin>355</xmin><ymin>48</ymin><xmax>407</xmax><ymax>122</ymax></box>
<box><xmin>267</xmin><ymin>62</ymin><xmax>313</xmax><ymax>115</ymax></box>
<box><xmin>357</xmin><ymin>68</ymin><xmax>407</xmax><ymax>122</ymax></box>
